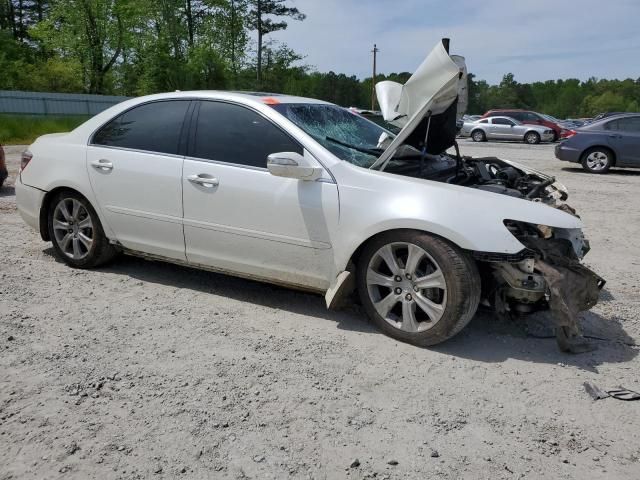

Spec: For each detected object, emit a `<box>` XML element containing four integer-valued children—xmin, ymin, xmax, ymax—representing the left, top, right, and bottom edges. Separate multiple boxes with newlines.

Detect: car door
<box><xmin>605</xmin><ymin>116</ymin><xmax>640</xmax><ymax>165</ymax></box>
<box><xmin>182</xmin><ymin>100</ymin><xmax>339</xmax><ymax>291</ymax></box>
<box><xmin>87</xmin><ymin>99</ymin><xmax>191</xmax><ymax>260</ymax></box>
<box><xmin>490</xmin><ymin>118</ymin><xmax>516</xmax><ymax>139</ymax></box>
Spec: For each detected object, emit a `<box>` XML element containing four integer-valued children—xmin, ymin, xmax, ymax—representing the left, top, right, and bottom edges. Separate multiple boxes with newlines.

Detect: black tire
<box><xmin>356</xmin><ymin>230</ymin><xmax>481</xmax><ymax>347</ymax></box>
<box><xmin>0</xmin><ymin>168</ymin><xmax>7</xmax><ymax>189</ymax></box>
<box><xmin>580</xmin><ymin>147</ymin><xmax>613</xmax><ymax>174</ymax></box>
<box><xmin>47</xmin><ymin>190</ymin><xmax>117</xmax><ymax>268</ymax></box>
<box><xmin>524</xmin><ymin>131</ymin><xmax>540</xmax><ymax>145</ymax></box>
<box><xmin>471</xmin><ymin>130</ymin><xmax>486</xmax><ymax>142</ymax></box>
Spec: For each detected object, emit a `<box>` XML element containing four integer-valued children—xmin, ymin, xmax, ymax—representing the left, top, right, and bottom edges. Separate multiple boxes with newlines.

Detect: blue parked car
<box><xmin>555</xmin><ymin>113</ymin><xmax>640</xmax><ymax>173</ymax></box>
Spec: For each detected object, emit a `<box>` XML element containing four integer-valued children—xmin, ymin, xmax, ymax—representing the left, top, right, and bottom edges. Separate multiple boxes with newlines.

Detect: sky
<box><xmin>268</xmin><ymin>0</ymin><xmax>640</xmax><ymax>84</ymax></box>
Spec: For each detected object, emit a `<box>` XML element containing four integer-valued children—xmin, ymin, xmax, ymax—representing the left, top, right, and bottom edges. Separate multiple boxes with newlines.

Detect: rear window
<box><xmin>93</xmin><ymin>100</ymin><xmax>190</xmax><ymax>155</ymax></box>
<box><xmin>605</xmin><ymin>117</ymin><xmax>640</xmax><ymax>132</ymax></box>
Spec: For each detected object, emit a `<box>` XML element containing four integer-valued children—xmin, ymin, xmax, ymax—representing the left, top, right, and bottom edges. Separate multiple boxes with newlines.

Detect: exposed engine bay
<box><xmin>385</xmin><ymin>150</ymin><xmax>566</xmax><ymax>203</ymax></box>
<box><xmin>384</xmin><ymin>149</ymin><xmax>605</xmax><ymax>352</ymax></box>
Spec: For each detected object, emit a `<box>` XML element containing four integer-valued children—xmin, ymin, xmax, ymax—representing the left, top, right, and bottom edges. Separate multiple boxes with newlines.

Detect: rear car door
<box><xmin>87</xmin><ymin>100</ymin><xmax>191</xmax><ymax>260</ymax></box>
<box><xmin>181</xmin><ymin>100</ymin><xmax>339</xmax><ymax>290</ymax></box>
<box><xmin>605</xmin><ymin>116</ymin><xmax>640</xmax><ymax>165</ymax></box>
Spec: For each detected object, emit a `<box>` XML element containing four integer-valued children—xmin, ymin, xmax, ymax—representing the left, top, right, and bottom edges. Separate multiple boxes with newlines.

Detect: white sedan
<box><xmin>16</xmin><ymin>42</ymin><xmax>602</xmax><ymax>348</ymax></box>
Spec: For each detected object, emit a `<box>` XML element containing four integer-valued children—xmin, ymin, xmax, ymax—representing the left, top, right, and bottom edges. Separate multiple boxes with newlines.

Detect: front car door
<box><xmin>605</xmin><ymin>116</ymin><xmax>640</xmax><ymax>166</ymax></box>
<box><xmin>490</xmin><ymin>117</ymin><xmax>517</xmax><ymax>139</ymax></box>
<box><xmin>181</xmin><ymin>100</ymin><xmax>339</xmax><ymax>291</ymax></box>
<box><xmin>87</xmin><ymin>100</ymin><xmax>191</xmax><ymax>260</ymax></box>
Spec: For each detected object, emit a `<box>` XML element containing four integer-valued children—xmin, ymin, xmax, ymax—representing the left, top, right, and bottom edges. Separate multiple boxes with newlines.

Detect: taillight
<box><xmin>20</xmin><ymin>150</ymin><xmax>33</xmax><ymax>172</ymax></box>
<box><xmin>563</xmin><ymin>130</ymin><xmax>577</xmax><ymax>139</ymax></box>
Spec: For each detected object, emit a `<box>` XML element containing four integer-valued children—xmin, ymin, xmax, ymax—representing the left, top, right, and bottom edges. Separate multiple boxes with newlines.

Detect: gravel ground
<box><xmin>1</xmin><ymin>140</ymin><xmax>639</xmax><ymax>480</ymax></box>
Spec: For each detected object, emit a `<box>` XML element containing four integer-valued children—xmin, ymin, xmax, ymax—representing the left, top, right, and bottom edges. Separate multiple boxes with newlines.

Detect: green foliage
<box><xmin>0</xmin><ymin>114</ymin><xmax>88</xmax><ymax>144</ymax></box>
<box><xmin>466</xmin><ymin>74</ymin><xmax>640</xmax><ymax>117</ymax></box>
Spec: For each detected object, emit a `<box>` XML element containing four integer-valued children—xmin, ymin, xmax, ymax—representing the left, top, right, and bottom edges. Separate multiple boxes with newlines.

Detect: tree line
<box><xmin>1</xmin><ymin>0</ymin><xmax>639</xmax><ymax>118</ymax></box>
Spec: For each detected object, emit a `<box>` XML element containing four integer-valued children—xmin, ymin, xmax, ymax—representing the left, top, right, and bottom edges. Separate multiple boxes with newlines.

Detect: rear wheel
<box><xmin>48</xmin><ymin>191</ymin><xmax>117</xmax><ymax>268</ymax></box>
<box><xmin>524</xmin><ymin>131</ymin><xmax>540</xmax><ymax>144</ymax></box>
<box><xmin>357</xmin><ymin>231</ymin><xmax>480</xmax><ymax>346</ymax></box>
<box><xmin>471</xmin><ymin>130</ymin><xmax>486</xmax><ymax>142</ymax></box>
<box><xmin>581</xmin><ymin>147</ymin><xmax>613</xmax><ymax>174</ymax></box>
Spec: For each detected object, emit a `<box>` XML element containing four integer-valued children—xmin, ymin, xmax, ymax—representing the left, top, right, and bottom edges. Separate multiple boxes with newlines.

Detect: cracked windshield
<box><xmin>273</xmin><ymin>103</ymin><xmax>391</xmax><ymax>168</ymax></box>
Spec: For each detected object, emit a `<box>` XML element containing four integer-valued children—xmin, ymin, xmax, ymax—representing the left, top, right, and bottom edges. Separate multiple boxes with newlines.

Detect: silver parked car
<box><xmin>460</xmin><ymin>116</ymin><xmax>555</xmax><ymax>144</ymax></box>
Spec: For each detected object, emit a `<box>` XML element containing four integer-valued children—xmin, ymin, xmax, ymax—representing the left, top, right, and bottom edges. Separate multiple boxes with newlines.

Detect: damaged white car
<box><xmin>16</xmin><ymin>40</ymin><xmax>603</xmax><ymax>351</ymax></box>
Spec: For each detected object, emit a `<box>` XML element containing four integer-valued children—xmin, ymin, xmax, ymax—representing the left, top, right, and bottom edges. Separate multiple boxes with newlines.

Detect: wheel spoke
<box><xmin>401</xmin><ymin>301</ymin><xmax>419</xmax><ymax>332</ymax></box>
<box><xmin>60</xmin><ymin>232</ymin><xmax>73</xmax><ymax>252</ymax></box>
<box><xmin>366</xmin><ymin>269</ymin><xmax>395</xmax><ymax>288</ymax></box>
<box><xmin>53</xmin><ymin>219</ymin><xmax>69</xmax><ymax>231</ymax></box>
<box><xmin>414</xmin><ymin>269</ymin><xmax>446</xmax><ymax>290</ymax></box>
<box><xmin>58</xmin><ymin>201</ymin><xmax>72</xmax><ymax>221</ymax></box>
<box><xmin>78</xmin><ymin>216</ymin><xmax>92</xmax><ymax>229</ymax></box>
<box><xmin>377</xmin><ymin>245</ymin><xmax>401</xmax><ymax>275</ymax></box>
<box><xmin>374</xmin><ymin>292</ymin><xmax>399</xmax><ymax>318</ymax></box>
<box><xmin>71</xmin><ymin>199</ymin><xmax>81</xmax><ymax>220</ymax></box>
<box><xmin>78</xmin><ymin>232</ymin><xmax>92</xmax><ymax>250</ymax></box>
<box><xmin>72</xmin><ymin>238</ymin><xmax>82</xmax><ymax>258</ymax></box>
<box><xmin>404</xmin><ymin>244</ymin><xmax>424</xmax><ymax>275</ymax></box>
<box><xmin>414</xmin><ymin>293</ymin><xmax>445</xmax><ymax>322</ymax></box>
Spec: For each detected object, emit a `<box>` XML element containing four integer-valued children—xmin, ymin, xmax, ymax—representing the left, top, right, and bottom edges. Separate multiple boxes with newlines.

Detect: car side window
<box><xmin>93</xmin><ymin>100</ymin><xmax>190</xmax><ymax>155</ymax></box>
<box><xmin>478</xmin><ymin>119</ymin><xmax>488</xmax><ymax>124</ymax></box>
<box><xmin>612</xmin><ymin>117</ymin><xmax>640</xmax><ymax>132</ymax></box>
<box><xmin>192</xmin><ymin>101</ymin><xmax>302</xmax><ymax>168</ymax></box>
<box><xmin>510</xmin><ymin>112</ymin><xmax>524</xmax><ymax>121</ymax></box>
<box><xmin>524</xmin><ymin>112</ymin><xmax>539</xmax><ymax>121</ymax></box>
<box><xmin>493</xmin><ymin>118</ymin><xmax>513</xmax><ymax>126</ymax></box>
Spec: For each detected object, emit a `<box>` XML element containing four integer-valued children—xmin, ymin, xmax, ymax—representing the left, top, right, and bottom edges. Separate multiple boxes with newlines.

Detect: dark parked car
<box><xmin>555</xmin><ymin>113</ymin><xmax>640</xmax><ymax>173</ymax></box>
<box><xmin>481</xmin><ymin>109</ymin><xmax>571</xmax><ymax>141</ymax></box>
<box><xmin>589</xmin><ymin>112</ymin><xmax>627</xmax><ymax>123</ymax></box>
<box><xmin>0</xmin><ymin>144</ymin><xmax>8</xmax><ymax>189</ymax></box>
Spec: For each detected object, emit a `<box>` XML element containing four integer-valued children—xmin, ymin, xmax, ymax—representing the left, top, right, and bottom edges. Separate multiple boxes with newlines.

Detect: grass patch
<box><xmin>0</xmin><ymin>115</ymin><xmax>90</xmax><ymax>145</ymax></box>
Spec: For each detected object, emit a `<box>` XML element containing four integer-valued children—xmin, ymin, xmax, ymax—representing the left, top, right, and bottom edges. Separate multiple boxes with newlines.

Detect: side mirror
<box><xmin>267</xmin><ymin>151</ymin><xmax>323</xmax><ymax>181</ymax></box>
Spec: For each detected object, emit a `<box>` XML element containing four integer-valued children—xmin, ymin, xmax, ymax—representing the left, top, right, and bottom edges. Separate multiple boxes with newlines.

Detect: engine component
<box><xmin>492</xmin><ymin>260</ymin><xmax>546</xmax><ymax>305</ymax></box>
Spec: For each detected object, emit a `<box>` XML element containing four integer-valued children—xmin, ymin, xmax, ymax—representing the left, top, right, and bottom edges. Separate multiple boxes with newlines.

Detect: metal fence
<box><xmin>0</xmin><ymin>90</ymin><xmax>131</xmax><ymax>117</ymax></box>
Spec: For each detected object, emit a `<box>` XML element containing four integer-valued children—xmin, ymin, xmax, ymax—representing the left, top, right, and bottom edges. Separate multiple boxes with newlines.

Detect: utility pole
<box><xmin>371</xmin><ymin>44</ymin><xmax>379</xmax><ymax>111</ymax></box>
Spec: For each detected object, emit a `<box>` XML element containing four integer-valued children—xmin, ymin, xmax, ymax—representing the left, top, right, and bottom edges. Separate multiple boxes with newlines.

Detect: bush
<box><xmin>0</xmin><ymin>115</ymin><xmax>89</xmax><ymax>145</ymax></box>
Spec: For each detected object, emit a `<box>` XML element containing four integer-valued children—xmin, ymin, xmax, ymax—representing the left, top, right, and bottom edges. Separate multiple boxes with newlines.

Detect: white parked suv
<box><xmin>16</xmin><ymin>42</ymin><xmax>602</xmax><ymax>348</ymax></box>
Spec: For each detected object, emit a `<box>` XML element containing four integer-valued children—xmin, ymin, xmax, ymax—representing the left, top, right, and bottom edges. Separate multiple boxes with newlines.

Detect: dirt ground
<box><xmin>1</xmin><ymin>141</ymin><xmax>639</xmax><ymax>480</ymax></box>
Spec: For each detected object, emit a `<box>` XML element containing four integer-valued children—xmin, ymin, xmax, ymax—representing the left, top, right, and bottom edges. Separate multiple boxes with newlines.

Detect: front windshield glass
<box><xmin>272</xmin><ymin>103</ymin><xmax>392</xmax><ymax>168</ymax></box>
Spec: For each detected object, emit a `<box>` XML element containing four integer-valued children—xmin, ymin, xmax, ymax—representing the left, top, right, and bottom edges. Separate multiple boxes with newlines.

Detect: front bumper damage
<box><xmin>478</xmin><ymin>230</ymin><xmax>605</xmax><ymax>353</ymax></box>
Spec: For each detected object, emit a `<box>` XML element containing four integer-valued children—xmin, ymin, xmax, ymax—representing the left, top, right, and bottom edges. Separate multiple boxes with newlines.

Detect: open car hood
<box><xmin>370</xmin><ymin>40</ymin><xmax>467</xmax><ymax>170</ymax></box>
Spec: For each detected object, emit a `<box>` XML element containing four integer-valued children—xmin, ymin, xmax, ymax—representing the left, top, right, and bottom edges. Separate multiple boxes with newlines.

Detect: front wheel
<box><xmin>357</xmin><ymin>231</ymin><xmax>481</xmax><ymax>346</ymax></box>
<box><xmin>48</xmin><ymin>191</ymin><xmax>117</xmax><ymax>268</ymax></box>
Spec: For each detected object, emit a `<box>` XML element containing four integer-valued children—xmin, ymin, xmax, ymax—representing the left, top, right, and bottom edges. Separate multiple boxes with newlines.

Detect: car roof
<box><xmin>128</xmin><ymin>90</ymin><xmax>333</xmax><ymax>106</ymax></box>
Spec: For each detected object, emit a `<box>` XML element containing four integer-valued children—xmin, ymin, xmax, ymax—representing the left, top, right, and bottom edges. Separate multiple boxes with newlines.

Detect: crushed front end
<box><xmin>475</xmin><ymin>218</ymin><xmax>605</xmax><ymax>353</ymax></box>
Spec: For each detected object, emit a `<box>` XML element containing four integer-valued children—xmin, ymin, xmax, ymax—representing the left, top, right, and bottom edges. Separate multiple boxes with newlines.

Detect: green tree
<box><xmin>247</xmin><ymin>0</ymin><xmax>305</xmax><ymax>87</ymax></box>
<box><xmin>31</xmin><ymin>0</ymin><xmax>132</xmax><ymax>93</ymax></box>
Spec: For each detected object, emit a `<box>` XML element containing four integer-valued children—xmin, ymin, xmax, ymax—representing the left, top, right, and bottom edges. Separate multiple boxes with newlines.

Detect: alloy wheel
<box><xmin>585</xmin><ymin>151</ymin><xmax>609</xmax><ymax>171</ymax></box>
<box><xmin>52</xmin><ymin>198</ymin><xmax>94</xmax><ymax>260</ymax></box>
<box><xmin>366</xmin><ymin>242</ymin><xmax>447</xmax><ymax>333</ymax></box>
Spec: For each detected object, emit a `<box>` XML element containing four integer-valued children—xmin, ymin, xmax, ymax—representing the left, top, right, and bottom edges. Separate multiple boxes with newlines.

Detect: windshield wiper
<box><xmin>325</xmin><ymin>136</ymin><xmax>382</xmax><ymax>156</ymax></box>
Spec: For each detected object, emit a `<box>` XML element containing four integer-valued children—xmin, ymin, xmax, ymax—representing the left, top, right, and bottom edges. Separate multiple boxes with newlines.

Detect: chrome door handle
<box><xmin>91</xmin><ymin>159</ymin><xmax>113</xmax><ymax>171</ymax></box>
<box><xmin>187</xmin><ymin>174</ymin><xmax>219</xmax><ymax>188</ymax></box>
